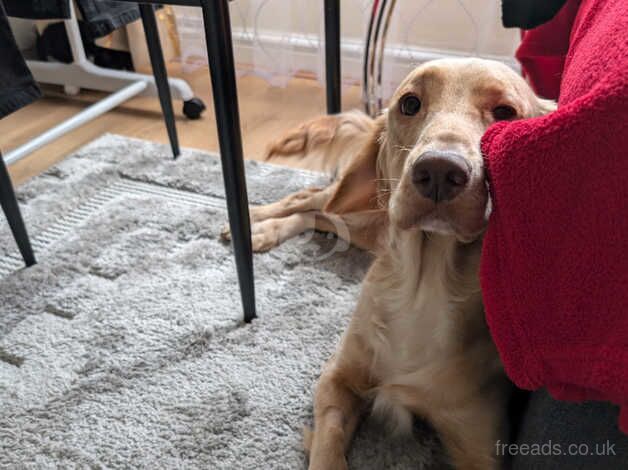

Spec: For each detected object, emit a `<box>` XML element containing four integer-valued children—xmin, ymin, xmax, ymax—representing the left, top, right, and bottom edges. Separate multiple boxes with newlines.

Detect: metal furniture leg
<box><xmin>200</xmin><ymin>0</ymin><xmax>256</xmax><ymax>322</ymax></box>
<box><xmin>139</xmin><ymin>4</ymin><xmax>180</xmax><ymax>159</ymax></box>
<box><xmin>324</xmin><ymin>0</ymin><xmax>341</xmax><ymax>114</ymax></box>
<box><xmin>0</xmin><ymin>152</ymin><xmax>36</xmax><ymax>267</ymax></box>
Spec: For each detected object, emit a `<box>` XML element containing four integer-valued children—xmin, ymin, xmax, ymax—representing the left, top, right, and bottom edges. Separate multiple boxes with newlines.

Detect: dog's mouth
<box><xmin>391</xmin><ymin>178</ymin><xmax>489</xmax><ymax>242</ymax></box>
<box><xmin>418</xmin><ymin>206</ymin><xmax>488</xmax><ymax>242</ymax></box>
<box><xmin>417</xmin><ymin>210</ymin><xmax>458</xmax><ymax>235</ymax></box>
<box><xmin>388</xmin><ymin>148</ymin><xmax>490</xmax><ymax>242</ymax></box>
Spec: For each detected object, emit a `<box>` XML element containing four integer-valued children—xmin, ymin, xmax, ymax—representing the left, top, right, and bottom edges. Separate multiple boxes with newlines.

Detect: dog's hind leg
<box><xmin>264</xmin><ymin>111</ymin><xmax>374</xmax><ymax>174</ymax></box>
<box><xmin>224</xmin><ymin>211</ymin><xmax>334</xmax><ymax>253</ymax></box>
<box><xmin>220</xmin><ymin>185</ymin><xmax>335</xmax><ymax>243</ymax></box>
<box><xmin>249</xmin><ymin>185</ymin><xmax>335</xmax><ymax>223</ymax></box>
<box><xmin>222</xmin><ymin>209</ymin><xmax>386</xmax><ymax>253</ymax></box>
<box><xmin>247</xmin><ymin>213</ymin><xmax>318</xmax><ymax>253</ymax></box>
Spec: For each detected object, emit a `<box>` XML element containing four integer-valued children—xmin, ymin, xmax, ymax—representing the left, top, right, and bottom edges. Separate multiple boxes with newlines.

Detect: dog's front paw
<box><xmin>308</xmin><ymin>454</ymin><xmax>348</xmax><ymax>470</ymax></box>
<box><xmin>220</xmin><ymin>223</ymin><xmax>232</xmax><ymax>242</ymax></box>
<box><xmin>220</xmin><ymin>220</ymin><xmax>280</xmax><ymax>252</ymax></box>
<box><xmin>307</xmin><ymin>430</ymin><xmax>349</xmax><ymax>470</ymax></box>
<box><xmin>251</xmin><ymin>232</ymin><xmax>279</xmax><ymax>252</ymax></box>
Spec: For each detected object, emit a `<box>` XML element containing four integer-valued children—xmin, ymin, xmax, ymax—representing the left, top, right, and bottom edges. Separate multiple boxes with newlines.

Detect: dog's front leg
<box><xmin>308</xmin><ymin>359</ymin><xmax>366</xmax><ymax>470</ymax></box>
<box><xmin>429</xmin><ymin>396</ymin><xmax>506</xmax><ymax>470</ymax></box>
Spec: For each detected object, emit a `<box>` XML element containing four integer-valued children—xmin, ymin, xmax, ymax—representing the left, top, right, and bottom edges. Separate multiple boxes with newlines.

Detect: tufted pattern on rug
<box><xmin>0</xmin><ymin>135</ymin><xmax>444</xmax><ymax>469</ymax></box>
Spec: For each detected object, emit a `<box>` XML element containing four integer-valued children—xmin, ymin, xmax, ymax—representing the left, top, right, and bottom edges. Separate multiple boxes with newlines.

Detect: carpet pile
<box><xmin>0</xmin><ymin>135</ymin><xmax>443</xmax><ymax>468</ymax></box>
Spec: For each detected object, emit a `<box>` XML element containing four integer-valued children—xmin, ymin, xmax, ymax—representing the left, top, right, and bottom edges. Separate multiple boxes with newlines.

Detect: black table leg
<box><xmin>324</xmin><ymin>0</ymin><xmax>341</xmax><ymax>114</ymax></box>
<box><xmin>0</xmin><ymin>152</ymin><xmax>36</xmax><ymax>267</ymax></box>
<box><xmin>200</xmin><ymin>0</ymin><xmax>256</xmax><ymax>322</ymax></box>
<box><xmin>139</xmin><ymin>3</ymin><xmax>180</xmax><ymax>159</ymax></box>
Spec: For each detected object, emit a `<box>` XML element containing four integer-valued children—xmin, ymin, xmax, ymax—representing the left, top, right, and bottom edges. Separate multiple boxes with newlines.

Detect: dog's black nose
<box><xmin>412</xmin><ymin>151</ymin><xmax>470</xmax><ymax>203</ymax></box>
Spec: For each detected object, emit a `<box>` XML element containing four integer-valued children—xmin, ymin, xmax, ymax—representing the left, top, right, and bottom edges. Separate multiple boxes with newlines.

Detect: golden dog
<box><xmin>223</xmin><ymin>58</ymin><xmax>554</xmax><ymax>469</ymax></box>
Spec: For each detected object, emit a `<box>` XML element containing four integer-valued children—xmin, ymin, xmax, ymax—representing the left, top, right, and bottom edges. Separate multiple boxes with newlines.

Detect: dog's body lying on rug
<box><xmin>224</xmin><ymin>58</ymin><xmax>554</xmax><ymax>469</ymax></box>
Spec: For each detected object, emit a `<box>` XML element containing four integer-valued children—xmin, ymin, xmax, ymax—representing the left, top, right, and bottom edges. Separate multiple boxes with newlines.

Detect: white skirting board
<box><xmin>177</xmin><ymin>21</ymin><xmax>520</xmax><ymax>90</ymax></box>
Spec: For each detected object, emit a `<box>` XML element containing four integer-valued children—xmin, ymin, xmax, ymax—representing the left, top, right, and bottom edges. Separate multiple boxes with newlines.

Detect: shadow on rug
<box><xmin>0</xmin><ymin>134</ymin><xmax>444</xmax><ymax>469</ymax></box>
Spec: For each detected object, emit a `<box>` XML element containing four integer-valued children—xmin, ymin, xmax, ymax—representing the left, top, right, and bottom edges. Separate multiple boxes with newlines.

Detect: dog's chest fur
<box><xmin>358</xmin><ymin>230</ymin><xmax>491</xmax><ymax>431</ymax></box>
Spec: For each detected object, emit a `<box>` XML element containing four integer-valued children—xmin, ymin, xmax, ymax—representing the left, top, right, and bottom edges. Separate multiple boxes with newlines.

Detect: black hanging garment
<box><xmin>501</xmin><ymin>0</ymin><xmax>570</xmax><ymax>29</ymax></box>
<box><xmin>2</xmin><ymin>1</ymin><xmax>71</xmax><ymax>21</ymax></box>
<box><xmin>3</xmin><ymin>0</ymin><xmax>141</xmax><ymax>38</ymax></box>
<box><xmin>4</xmin><ymin>0</ymin><xmax>144</xmax><ymax>70</ymax></box>
<box><xmin>0</xmin><ymin>3</ymin><xmax>41</xmax><ymax>119</ymax></box>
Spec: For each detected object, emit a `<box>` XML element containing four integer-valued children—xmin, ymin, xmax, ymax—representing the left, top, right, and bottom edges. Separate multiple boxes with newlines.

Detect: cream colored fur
<box><xmin>223</xmin><ymin>58</ymin><xmax>556</xmax><ymax>469</ymax></box>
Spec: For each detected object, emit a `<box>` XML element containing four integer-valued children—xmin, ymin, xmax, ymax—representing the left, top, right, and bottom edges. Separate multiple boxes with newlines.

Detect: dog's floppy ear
<box><xmin>518</xmin><ymin>80</ymin><xmax>557</xmax><ymax>118</ymax></box>
<box><xmin>324</xmin><ymin>115</ymin><xmax>387</xmax><ymax>214</ymax></box>
<box><xmin>533</xmin><ymin>97</ymin><xmax>557</xmax><ymax>116</ymax></box>
<box><xmin>522</xmin><ymin>94</ymin><xmax>556</xmax><ymax>118</ymax></box>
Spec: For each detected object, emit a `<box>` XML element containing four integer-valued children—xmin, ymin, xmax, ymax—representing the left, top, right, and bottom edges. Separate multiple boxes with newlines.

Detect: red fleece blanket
<box><xmin>480</xmin><ymin>0</ymin><xmax>628</xmax><ymax>433</ymax></box>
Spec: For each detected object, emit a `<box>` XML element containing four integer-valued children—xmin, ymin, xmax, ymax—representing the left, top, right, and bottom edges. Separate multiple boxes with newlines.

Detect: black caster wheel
<box><xmin>183</xmin><ymin>97</ymin><xmax>206</xmax><ymax>120</ymax></box>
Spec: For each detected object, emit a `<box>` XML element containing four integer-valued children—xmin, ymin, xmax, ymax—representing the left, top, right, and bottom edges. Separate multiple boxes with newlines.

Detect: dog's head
<box><xmin>326</xmin><ymin>58</ymin><xmax>555</xmax><ymax>243</ymax></box>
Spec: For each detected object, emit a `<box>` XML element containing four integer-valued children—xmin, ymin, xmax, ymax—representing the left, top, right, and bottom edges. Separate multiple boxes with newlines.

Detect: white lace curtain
<box><xmin>173</xmin><ymin>0</ymin><xmax>519</xmax><ymax>102</ymax></box>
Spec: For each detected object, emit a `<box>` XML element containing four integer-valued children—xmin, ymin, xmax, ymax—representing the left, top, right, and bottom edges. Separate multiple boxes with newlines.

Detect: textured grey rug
<box><xmin>0</xmin><ymin>135</ymin><xmax>443</xmax><ymax>469</ymax></box>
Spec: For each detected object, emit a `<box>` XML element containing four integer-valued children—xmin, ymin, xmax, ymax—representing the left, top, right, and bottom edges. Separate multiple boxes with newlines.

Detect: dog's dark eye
<box><xmin>400</xmin><ymin>94</ymin><xmax>421</xmax><ymax>116</ymax></box>
<box><xmin>492</xmin><ymin>105</ymin><xmax>517</xmax><ymax>121</ymax></box>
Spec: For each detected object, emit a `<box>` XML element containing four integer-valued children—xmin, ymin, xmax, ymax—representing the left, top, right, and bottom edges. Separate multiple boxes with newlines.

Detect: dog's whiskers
<box><xmin>393</xmin><ymin>145</ymin><xmax>413</xmax><ymax>153</ymax></box>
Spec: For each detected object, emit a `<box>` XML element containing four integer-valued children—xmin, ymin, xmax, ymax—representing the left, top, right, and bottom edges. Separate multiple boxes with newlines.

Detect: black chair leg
<box><xmin>0</xmin><ymin>152</ymin><xmax>36</xmax><ymax>267</ymax></box>
<box><xmin>200</xmin><ymin>0</ymin><xmax>256</xmax><ymax>322</ymax></box>
<box><xmin>324</xmin><ymin>0</ymin><xmax>341</xmax><ymax>114</ymax></box>
<box><xmin>139</xmin><ymin>3</ymin><xmax>180</xmax><ymax>159</ymax></box>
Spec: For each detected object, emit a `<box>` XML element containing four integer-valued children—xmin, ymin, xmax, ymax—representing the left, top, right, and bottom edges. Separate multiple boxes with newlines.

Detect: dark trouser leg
<box><xmin>509</xmin><ymin>389</ymin><xmax>628</xmax><ymax>469</ymax></box>
<box><xmin>200</xmin><ymin>0</ymin><xmax>256</xmax><ymax>322</ymax></box>
<box><xmin>0</xmin><ymin>152</ymin><xmax>35</xmax><ymax>266</ymax></box>
<box><xmin>324</xmin><ymin>0</ymin><xmax>341</xmax><ymax>114</ymax></box>
<box><xmin>139</xmin><ymin>3</ymin><xmax>180</xmax><ymax>159</ymax></box>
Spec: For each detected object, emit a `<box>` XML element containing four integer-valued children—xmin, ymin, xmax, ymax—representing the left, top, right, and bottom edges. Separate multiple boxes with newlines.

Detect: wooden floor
<box><xmin>1</xmin><ymin>65</ymin><xmax>362</xmax><ymax>186</ymax></box>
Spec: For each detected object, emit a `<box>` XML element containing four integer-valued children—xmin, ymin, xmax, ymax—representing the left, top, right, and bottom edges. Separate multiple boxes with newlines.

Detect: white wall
<box><xmin>229</xmin><ymin>0</ymin><xmax>517</xmax><ymax>57</ymax></box>
<box><xmin>176</xmin><ymin>0</ymin><xmax>519</xmax><ymax>93</ymax></box>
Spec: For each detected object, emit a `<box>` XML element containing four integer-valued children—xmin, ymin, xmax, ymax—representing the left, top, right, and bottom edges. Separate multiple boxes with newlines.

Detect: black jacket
<box><xmin>4</xmin><ymin>0</ymin><xmax>141</xmax><ymax>38</ymax></box>
<box><xmin>0</xmin><ymin>2</ymin><xmax>40</xmax><ymax>119</ymax></box>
